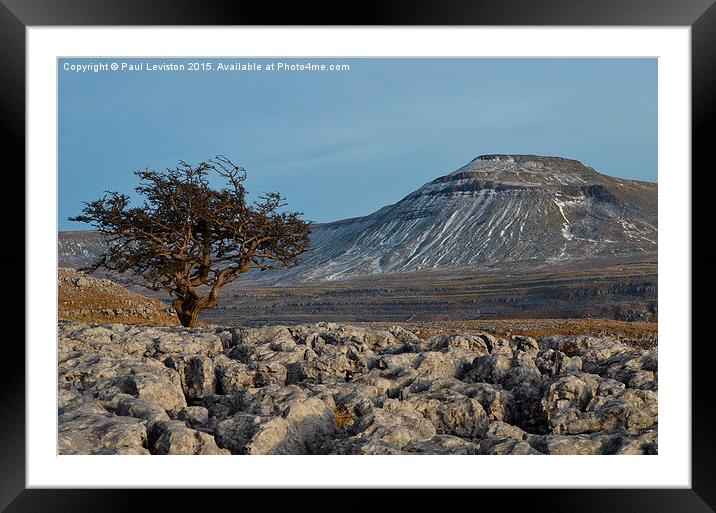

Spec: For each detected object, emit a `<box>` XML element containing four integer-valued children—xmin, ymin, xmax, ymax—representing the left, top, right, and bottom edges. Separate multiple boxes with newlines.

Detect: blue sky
<box><xmin>59</xmin><ymin>58</ymin><xmax>657</xmax><ymax>230</ymax></box>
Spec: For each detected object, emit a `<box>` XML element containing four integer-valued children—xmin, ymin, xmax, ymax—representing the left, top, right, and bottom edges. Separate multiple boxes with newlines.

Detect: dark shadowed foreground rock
<box><xmin>58</xmin><ymin>321</ymin><xmax>657</xmax><ymax>455</ymax></box>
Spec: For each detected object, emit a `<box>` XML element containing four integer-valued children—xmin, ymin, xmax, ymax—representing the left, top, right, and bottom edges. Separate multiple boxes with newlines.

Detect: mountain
<box><xmin>266</xmin><ymin>154</ymin><xmax>657</xmax><ymax>283</ymax></box>
<box><xmin>58</xmin><ymin>154</ymin><xmax>657</xmax><ymax>283</ymax></box>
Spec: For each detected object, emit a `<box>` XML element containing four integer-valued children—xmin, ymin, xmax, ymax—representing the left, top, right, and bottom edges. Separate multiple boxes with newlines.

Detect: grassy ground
<box><xmin>59</xmin><ymin>286</ymin><xmax>178</xmax><ymax>325</ymax></box>
<box><xmin>58</xmin><ymin>268</ymin><xmax>178</xmax><ymax>326</ymax></box>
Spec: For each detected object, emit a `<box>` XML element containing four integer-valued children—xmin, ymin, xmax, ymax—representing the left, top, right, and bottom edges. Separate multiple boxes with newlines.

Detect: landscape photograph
<box><xmin>57</xmin><ymin>57</ymin><xmax>658</xmax><ymax>456</ymax></box>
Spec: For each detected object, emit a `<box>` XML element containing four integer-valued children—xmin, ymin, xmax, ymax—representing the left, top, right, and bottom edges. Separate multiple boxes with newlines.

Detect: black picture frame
<box><xmin>2</xmin><ymin>0</ymin><xmax>711</xmax><ymax>510</ymax></box>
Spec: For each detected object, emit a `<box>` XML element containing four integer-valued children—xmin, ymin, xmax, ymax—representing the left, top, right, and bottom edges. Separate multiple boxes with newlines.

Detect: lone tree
<box><xmin>70</xmin><ymin>156</ymin><xmax>311</xmax><ymax>327</ymax></box>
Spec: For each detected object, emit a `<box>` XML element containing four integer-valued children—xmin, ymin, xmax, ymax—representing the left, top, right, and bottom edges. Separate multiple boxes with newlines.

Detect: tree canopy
<box><xmin>70</xmin><ymin>156</ymin><xmax>311</xmax><ymax>326</ymax></box>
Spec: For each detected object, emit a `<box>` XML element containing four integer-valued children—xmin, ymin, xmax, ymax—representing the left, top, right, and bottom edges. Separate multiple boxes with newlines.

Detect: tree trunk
<box><xmin>172</xmin><ymin>298</ymin><xmax>205</xmax><ymax>328</ymax></box>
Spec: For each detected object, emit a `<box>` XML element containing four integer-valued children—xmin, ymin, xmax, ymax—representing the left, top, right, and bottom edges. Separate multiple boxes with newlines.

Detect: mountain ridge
<box><xmin>59</xmin><ymin>154</ymin><xmax>657</xmax><ymax>284</ymax></box>
<box><xmin>266</xmin><ymin>154</ymin><xmax>656</xmax><ymax>283</ymax></box>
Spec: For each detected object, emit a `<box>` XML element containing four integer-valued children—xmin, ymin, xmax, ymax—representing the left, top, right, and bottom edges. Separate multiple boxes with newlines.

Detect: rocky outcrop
<box><xmin>58</xmin><ymin>320</ymin><xmax>657</xmax><ymax>455</ymax></box>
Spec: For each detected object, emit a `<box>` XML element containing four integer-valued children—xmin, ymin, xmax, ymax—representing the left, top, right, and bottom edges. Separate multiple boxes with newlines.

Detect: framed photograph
<box><xmin>3</xmin><ymin>0</ymin><xmax>712</xmax><ymax>510</ymax></box>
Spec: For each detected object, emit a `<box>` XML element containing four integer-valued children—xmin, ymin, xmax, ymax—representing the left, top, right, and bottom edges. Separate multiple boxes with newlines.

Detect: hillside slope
<box><xmin>59</xmin><ymin>267</ymin><xmax>178</xmax><ymax>325</ymax></box>
<box><xmin>270</xmin><ymin>154</ymin><xmax>657</xmax><ymax>282</ymax></box>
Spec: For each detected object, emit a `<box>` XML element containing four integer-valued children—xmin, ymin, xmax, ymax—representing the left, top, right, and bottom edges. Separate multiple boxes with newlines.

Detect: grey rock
<box><xmin>148</xmin><ymin>420</ymin><xmax>229</xmax><ymax>455</ymax></box>
<box><xmin>58</xmin><ymin>410</ymin><xmax>148</xmax><ymax>455</ymax></box>
<box><xmin>58</xmin><ymin>321</ymin><xmax>658</xmax><ymax>455</ymax></box>
<box><xmin>89</xmin><ymin>372</ymin><xmax>186</xmax><ymax>415</ymax></box>
<box><xmin>111</xmin><ymin>394</ymin><xmax>171</xmax><ymax>422</ymax></box>
<box><xmin>535</xmin><ymin>349</ymin><xmax>583</xmax><ymax>377</ymax></box>
<box><xmin>542</xmin><ymin>373</ymin><xmax>657</xmax><ymax>435</ymax></box>
<box><xmin>340</xmin><ymin>401</ymin><xmax>437</xmax><ymax>453</ymax></box>
<box><xmin>154</xmin><ymin>332</ymin><xmax>223</xmax><ymax>356</ymax></box>
<box><xmin>94</xmin><ymin>445</ymin><xmax>151</xmax><ymax>455</ymax></box>
<box><xmin>509</xmin><ymin>335</ymin><xmax>540</xmax><ymax>355</ymax></box>
<box><xmin>404</xmin><ymin>435</ymin><xmax>480</xmax><ymax>454</ymax></box>
<box><xmin>164</xmin><ymin>355</ymin><xmax>216</xmax><ymax>400</ymax></box>
<box><xmin>479</xmin><ymin>438</ymin><xmax>542</xmax><ymax>455</ymax></box>
<box><xmin>254</xmin><ymin>362</ymin><xmax>288</xmax><ymax>387</ymax></box>
<box><xmin>214</xmin><ymin>356</ymin><xmax>256</xmax><ymax>395</ymax></box>
<box><xmin>178</xmin><ymin>406</ymin><xmax>210</xmax><ymax>428</ymax></box>
<box><xmin>465</xmin><ymin>353</ymin><xmax>513</xmax><ymax>385</ymax></box>
<box><xmin>531</xmin><ymin>434</ymin><xmax>606</xmax><ymax>455</ymax></box>
<box><xmin>215</xmin><ymin>413</ymin><xmax>304</xmax><ymax>455</ymax></box>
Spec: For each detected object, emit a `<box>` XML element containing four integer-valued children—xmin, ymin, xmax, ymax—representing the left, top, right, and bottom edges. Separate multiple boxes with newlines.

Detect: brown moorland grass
<box><xmin>58</xmin><ymin>268</ymin><xmax>179</xmax><ymax>326</ymax></box>
<box><xmin>59</xmin><ymin>286</ymin><xmax>179</xmax><ymax>326</ymax></box>
<box><xmin>332</xmin><ymin>405</ymin><xmax>355</xmax><ymax>430</ymax></box>
<box><xmin>398</xmin><ymin>318</ymin><xmax>657</xmax><ymax>349</ymax></box>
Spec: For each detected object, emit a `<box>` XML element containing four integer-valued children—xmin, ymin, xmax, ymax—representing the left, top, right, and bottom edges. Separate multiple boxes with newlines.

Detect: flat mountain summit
<box><xmin>59</xmin><ymin>154</ymin><xmax>657</xmax><ymax>283</ymax></box>
<box><xmin>269</xmin><ymin>154</ymin><xmax>657</xmax><ymax>282</ymax></box>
